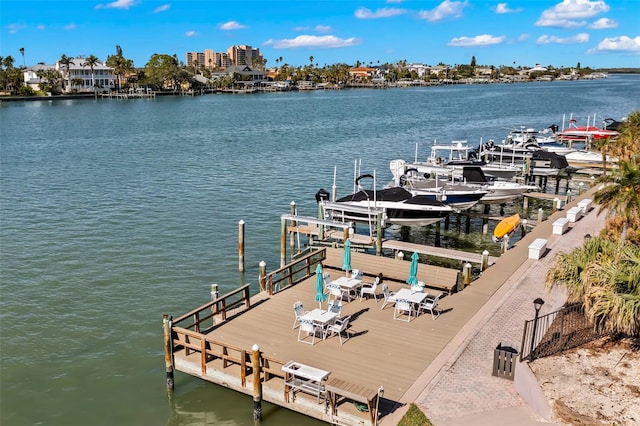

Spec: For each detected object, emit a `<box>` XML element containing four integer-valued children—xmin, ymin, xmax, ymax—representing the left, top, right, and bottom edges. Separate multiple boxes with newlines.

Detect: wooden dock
<box><xmin>167</xmin><ymin>243</ymin><xmax>504</xmax><ymax>425</ymax></box>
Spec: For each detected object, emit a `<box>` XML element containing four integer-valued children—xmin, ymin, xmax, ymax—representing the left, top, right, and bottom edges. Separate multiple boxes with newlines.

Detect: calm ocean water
<box><xmin>1</xmin><ymin>75</ymin><xmax>639</xmax><ymax>425</ymax></box>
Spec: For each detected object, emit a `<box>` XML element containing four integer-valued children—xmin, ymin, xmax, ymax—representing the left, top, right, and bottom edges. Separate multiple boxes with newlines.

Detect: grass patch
<box><xmin>397</xmin><ymin>403</ymin><xmax>433</xmax><ymax>426</ymax></box>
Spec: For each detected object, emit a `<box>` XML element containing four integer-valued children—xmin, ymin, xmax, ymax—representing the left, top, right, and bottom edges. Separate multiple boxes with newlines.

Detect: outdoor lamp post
<box><xmin>529</xmin><ymin>297</ymin><xmax>545</xmax><ymax>361</ymax></box>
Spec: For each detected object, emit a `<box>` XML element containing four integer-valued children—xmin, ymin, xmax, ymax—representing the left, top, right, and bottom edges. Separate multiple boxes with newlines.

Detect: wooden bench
<box><xmin>552</xmin><ymin>217</ymin><xmax>570</xmax><ymax>235</ymax></box>
<box><xmin>324</xmin><ymin>377</ymin><xmax>381</xmax><ymax>425</ymax></box>
<box><xmin>528</xmin><ymin>238</ymin><xmax>548</xmax><ymax>260</ymax></box>
<box><xmin>566</xmin><ymin>206</ymin><xmax>583</xmax><ymax>223</ymax></box>
<box><xmin>577</xmin><ymin>198</ymin><xmax>593</xmax><ymax>214</ymax></box>
<box><xmin>323</xmin><ymin>247</ymin><xmax>460</xmax><ymax>294</ymax></box>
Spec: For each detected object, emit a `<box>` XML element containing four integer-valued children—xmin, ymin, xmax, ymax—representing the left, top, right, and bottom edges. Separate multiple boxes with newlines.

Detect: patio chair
<box><xmin>328</xmin><ymin>283</ymin><xmax>350</xmax><ymax>302</ymax></box>
<box><xmin>394</xmin><ymin>299</ymin><xmax>414</xmax><ymax>322</ymax></box>
<box><xmin>292</xmin><ymin>301</ymin><xmax>307</xmax><ymax>329</ymax></box>
<box><xmin>297</xmin><ymin>319</ymin><xmax>321</xmax><ymax>345</ymax></box>
<box><xmin>328</xmin><ymin>300</ymin><xmax>342</xmax><ymax>317</ymax></box>
<box><xmin>324</xmin><ymin>315</ymin><xmax>351</xmax><ymax>345</ymax></box>
<box><xmin>359</xmin><ymin>276</ymin><xmax>381</xmax><ymax>302</ymax></box>
<box><xmin>351</xmin><ymin>269</ymin><xmax>362</xmax><ymax>280</ymax></box>
<box><xmin>419</xmin><ymin>294</ymin><xmax>441</xmax><ymax>320</ymax></box>
<box><xmin>380</xmin><ymin>284</ymin><xmax>396</xmax><ymax>310</ymax></box>
<box><xmin>323</xmin><ymin>272</ymin><xmax>332</xmax><ymax>294</ymax></box>
<box><xmin>411</xmin><ymin>281</ymin><xmax>425</xmax><ymax>293</ymax></box>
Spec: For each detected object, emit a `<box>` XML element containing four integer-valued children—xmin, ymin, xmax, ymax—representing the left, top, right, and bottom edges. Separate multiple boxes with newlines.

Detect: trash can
<box><xmin>492</xmin><ymin>343</ymin><xmax>518</xmax><ymax>381</ymax></box>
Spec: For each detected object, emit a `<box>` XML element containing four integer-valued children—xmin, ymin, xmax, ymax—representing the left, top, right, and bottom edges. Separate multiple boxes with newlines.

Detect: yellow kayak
<box><xmin>493</xmin><ymin>213</ymin><xmax>520</xmax><ymax>241</ymax></box>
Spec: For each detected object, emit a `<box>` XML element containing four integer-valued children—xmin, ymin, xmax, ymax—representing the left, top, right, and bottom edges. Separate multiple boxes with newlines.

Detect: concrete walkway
<box><xmin>382</xmin><ymin>189</ymin><xmax>605</xmax><ymax>425</ymax></box>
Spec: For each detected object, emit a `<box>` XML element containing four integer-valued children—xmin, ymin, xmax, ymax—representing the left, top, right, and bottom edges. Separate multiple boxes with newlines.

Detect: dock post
<box><xmin>482</xmin><ymin>219</ymin><xmax>488</xmax><ymax>235</ymax></box>
<box><xmin>521</xmin><ymin>219</ymin><xmax>528</xmax><ymax>237</ymax></box>
<box><xmin>259</xmin><ymin>261</ymin><xmax>267</xmax><ymax>293</ymax></box>
<box><xmin>537</xmin><ymin>208</ymin><xmax>544</xmax><ymax>224</ymax></box>
<box><xmin>162</xmin><ymin>314</ymin><xmax>174</xmax><ymax>391</ymax></box>
<box><xmin>501</xmin><ymin>236</ymin><xmax>509</xmax><ymax>254</ymax></box>
<box><xmin>522</xmin><ymin>196</ymin><xmax>529</xmax><ymax>211</ymax></box>
<box><xmin>280</xmin><ymin>218</ymin><xmax>286</xmax><ymax>268</ymax></box>
<box><xmin>251</xmin><ymin>344</ymin><xmax>262</xmax><ymax>421</ymax></box>
<box><xmin>211</xmin><ymin>284</ymin><xmax>219</xmax><ymax>315</ymax></box>
<box><xmin>463</xmin><ymin>262</ymin><xmax>472</xmax><ymax>286</ymax></box>
<box><xmin>289</xmin><ymin>202</ymin><xmax>296</xmax><ymax>252</ymax></box>
<box><xmin>578</xmin><ymin>182</ymin><xmax>584</xmax><ymax>195</ymax></box>
<box><xmin>317</xmin><ymin>203</ymin><xmax>324</xmax><ymax>242</ymax></box>
<box><xmin>397</xmin><ymin>251</ymin><xmax>404</xmax><ymax>261</ymax></box>
<box><xmin>481</xmin><ymin>250</ymin><xmax>489</xmax><ymax>272</ymax></box>
<box><xmin>376</xmin><ymin>213</ymin><xmax>383</xmax><ymax>256</ymax></box>
<box><xmin>566</xmin><ymin>189</ymin><xmax>572</xmax><ymax>204</ymax></box>
<box><xmin>239</xmin><ymin>220</ymin><xmax>245</xmax><ymax>272</ymax></box>
<box><xmin>552</xmin><ymin>198</ymin><xmax>559</xmax><ymax>213</ymax></box>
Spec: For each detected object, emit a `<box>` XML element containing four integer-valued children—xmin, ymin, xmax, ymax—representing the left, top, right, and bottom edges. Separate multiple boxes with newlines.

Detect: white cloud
<box><xmin>418</xmin><ymin>0</ymin><xmax>468</xmax><ymax>23</ymax></box>
<box><xmin>218</xmin><ymin>21</ymin><xmax>247</xmax><ymax>30</ymax></box>
<box><xmin>64</xmin><ymin>24</ymin><xmax>77</xmax><ymax>30</ymax></box>
<box><xmin>95</xmin><ymin>0</ymin><xmax>138</xmax><ymax>10</ymax></box>
<box><xmin>587</xmin><ymin>36</ymin><xmax>640</xmax><ymax>53</ymax></box>
<box><xmin>518</xmin><ymin>33</ymin><xmax>530</xmax><ymax>41</ymax></box>
<box><xmin>354</xmin><ymin>7</ymin><xmax>406</xmax><ymax>19</ymax></box>
<box><xmin>7</xmin><ymin>24</ymin><xmax>25</xmax><ymax>34</ymax></box>
<box><xmin>495</xmin><ymin>3</ymin><xmax>522</xmax><ymax>14</ymax></box>
<box><xmin>536</xmin><ymin>33</ymin><xmax>590</xmax><ymax>44</ymax></box>
<box><xmin>536</xmin><ymin>0</ymin><xmax>609</xmax><ymax>28</ymax></box>
<box><xmin>448</xmin><ymin>34</ymin><xmax>506</xmax><ymax>47</ymax></box>
<box><xmin>37</xmin><ymin>24</ymin><xmax>46</xmax><ymax>30</ymax></box>
<box><xmin>315</xmin><ymin>25</ymin><xmax>332</xmax><ymax>33</ymax></box>
<box><xmin>263</xmin><ymin>35</ymin><xmax>361</xmax><ymax>49</ymax></box>
<box><xmin>589</xmin><ymin>17</ymin><xmax>617</xmax><ymax>29</ymax></box>
<box><xmin>154</xmin><ymin>4</ymin><xmax>170</xmax><ymax>13</ymax></box>
<box><xmin>185</xmin><ymin>31</ymin><xmax>196</xmax><ymax>37</ymax></box>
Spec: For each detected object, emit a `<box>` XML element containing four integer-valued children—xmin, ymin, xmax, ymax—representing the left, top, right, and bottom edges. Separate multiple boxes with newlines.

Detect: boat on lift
<box><xmin>493</xmin><ymin>213</ymin><xmax>521</xmax><ymax>242</ymax></box>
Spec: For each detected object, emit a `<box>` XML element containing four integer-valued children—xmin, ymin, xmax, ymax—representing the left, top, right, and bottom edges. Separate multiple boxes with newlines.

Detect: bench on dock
<box><xmin>323</xmin><ymin>247</ymin><xmax>460</xmax><ymax>294</ymax></box>
<box><xmin>528</xmin><ymin>238</ymin><xmax>548</xmax><ymax>260</ymax></box>
<box><xmin>325</xmin><ymin>377</ymin><xmax>381</xmax><ymax>425</ymax></box>
<box><xmin>566</xmin><ymin>206</ymin><xmax>583</xmax><ymax>223</ymax></box>
<box><xmin>577</xmin><ymin>198</ymin><xmax>593</xmax><ymax>214</ymax></box>
<box><xmin>552</xmin><ymin>218</ymin><xmax>570</xmax><ymax>235</ymax></box>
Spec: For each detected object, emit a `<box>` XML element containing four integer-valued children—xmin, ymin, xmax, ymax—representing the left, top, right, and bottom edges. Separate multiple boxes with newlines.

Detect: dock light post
<box><xmin>529</xmin><ymin>298</ymin><xmax>545</xmax><ymax>361</ymax></box>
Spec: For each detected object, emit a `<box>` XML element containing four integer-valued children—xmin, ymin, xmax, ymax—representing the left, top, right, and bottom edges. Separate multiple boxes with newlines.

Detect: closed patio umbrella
<box><xmin>342</xmin><ymin>238</ymin><xmax>352</xmax><ymax>277</ymax></box>
<box><xmin>315</xmin><ymin>264</ymin><xmax>327</xmax><ymax>310</ymax></box>
<box><xmin>406</xmin><ymin>251</ymin><xmax>419</xmax><ymax>285</ymax></box>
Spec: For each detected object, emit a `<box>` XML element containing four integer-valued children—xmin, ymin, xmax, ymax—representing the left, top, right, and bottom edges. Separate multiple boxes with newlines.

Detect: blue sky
<box><xmin>2</xmin><ymin>0</ymin><xmax>639</xmax><ymax>69</ymax></box>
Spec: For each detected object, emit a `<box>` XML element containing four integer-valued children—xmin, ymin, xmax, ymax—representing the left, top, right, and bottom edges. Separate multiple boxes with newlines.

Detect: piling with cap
<box><xmin>259</xmin><ymin>261</ymin><xmax>267</xmax><ymax>293</ymax></box>
<box><xmin>463</xmin><ymin>262</ymin><xmax>472</xmax><ymax>286</ymax></box>
<box><xmin>211</xmin><ymin>284</ymin><xmax>219</xmax><ymax>315</ymax></box>
<box><xmin>238</xmin><ymin>220</ymin><xmax>245</xmax><ymax>272</ymax></box>
<box><xmin>251</xmin><ymin>344</ymin><xmax>262</xmax><ymax>421</ymax></box>
<box><xmin>552</xmin><ymin>198</ymin><xmax>559</xmax><ymax>213</ymax></box>
<box><xmin>481</xmin><ymin>250</ymin><xmax>489</xmax><ymax>272</ymax></box>
<box><xmin>537</xmin><ymin>208</ymin><xmax>544</xmax><ymax>223</ymax></box>
<box><xmin>501</xmin><ymin>235</ymin><xmax>509</xmax><ymax>254</ymax></box>
<box><xmin>162</xmin><ymin>314</ymin><xmax>175</xmax><ymax>391</ymax></box>
<box><xmin>521</xmin><ymin>219</ymin><xmax>528</xmax><ymax>237</ymax></box>
<box><xmin>280</xmin><ymin>218</ymin><xmax>286</xmax><ymax>267</ymax></box>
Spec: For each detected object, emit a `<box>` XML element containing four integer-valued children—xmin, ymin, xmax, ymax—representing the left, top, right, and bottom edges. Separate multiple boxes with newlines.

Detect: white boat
<box><xmin>316</xmin><ymin>174</ymin><xmax>454</xmax><ymax>227</ymax></box>
<box><xmin>456</xmin><ymin>166</ymin><xmax>538</xmax><ymax>204</ymax></box>
<box><xmin>392</xmin><ymin>140</ymin><xmax>521</xmax><ymax>182</ymax></box>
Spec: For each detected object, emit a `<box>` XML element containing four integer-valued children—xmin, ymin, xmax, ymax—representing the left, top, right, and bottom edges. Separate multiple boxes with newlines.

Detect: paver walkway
<box><xmin>380</xmin><ymin>192</ymin><xmax>606</xmax><ymax>426</ymax></box>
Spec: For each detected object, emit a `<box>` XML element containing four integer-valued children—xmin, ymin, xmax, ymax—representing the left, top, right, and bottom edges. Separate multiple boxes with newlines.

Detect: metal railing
<box><xmin>520</xmin><ymin>303</ymin><xmax>605</xmax><ymax>362</ymax></box>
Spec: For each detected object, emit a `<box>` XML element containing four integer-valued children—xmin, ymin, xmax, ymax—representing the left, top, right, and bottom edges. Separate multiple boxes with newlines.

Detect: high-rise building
<box><xmin>227</xmin><ymin>45</ymin><xmax>263</xmax><ymax>68</ymax></box>
<box><xmin>186</xmin><ymin>45</ymin><xmax>261</xmax><ymax>70</ymax></box>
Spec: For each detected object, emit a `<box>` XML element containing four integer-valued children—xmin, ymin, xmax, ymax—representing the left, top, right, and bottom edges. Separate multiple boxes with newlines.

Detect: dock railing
<box><xmin>264</xmin><ymin>247</ymin><xmax>326</xmax><ymax>295</ymax></box>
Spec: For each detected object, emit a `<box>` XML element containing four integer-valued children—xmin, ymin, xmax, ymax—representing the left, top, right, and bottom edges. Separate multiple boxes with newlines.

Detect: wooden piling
<box><xmin>251</xmin><ymin>344</ymin><xmax>262</xmax><ymax>421</ymax></box>
<box><xmin>280</xmin><ymin>218</ymin><xmax>286</xmax><ymax>268</ymax></box>
<box><xmin>289</xmin><ymin>202</ymin><xmax>296</xmax><ymax>252</ymax></box>
<box><xmin>162</xmin><ymin>314</ymin><xmax>175</xmax><ymax>390</ymax></box>
<box><xmin>238</xmin><ymin>220</ymin><xmax>245</xmax><ymax>272</ymax></box>
<box><xmin>566</xmin><ymin>189</ymin><xmax>572</xmax><ymax>204</ymax></box>
<box><xmin>376</xmin><ymin>212</ymin><xmax>383</xmax><ymax>256</ymax></box>
<box><xmin>259</xmin><ymin>261</ymin><xmax>266</xmax><ymax>292</ymax></box>
<box><xmin>211</xmin><ymin>284</ymin><xmax>219</xmax><ymax>315</ymax></box>
<box><xmin>501</xmin><ymin>236</ymin><xmax>509</xmax><ymax>254</ymax></box>
<box><xmin>521</xmin><ymin>219</ymin><xmax>528</xmax><ymax>238</ymax></box>
<box><xmin>463</xmin><ymin>262</ymin><xmax>472</xmax><ymax>286</ymax></box>
<box><xmin>481</xmin><ymin>250</ymin><xmax>489</xmax><ymax>272</ymax></box>
<box><xmin>537</xmin><ymin>208</ymin><xmax>544</xmax><ymax>224</ymax></box>
<box><xmin>522</xmin><ymin>195</ymin><xmax>529</xmax><ymax>211</ymax></box>
<box><xmin>552</xmin><ymin>198</ymin><xmax>559</xmax><ymax>213</ymax></box>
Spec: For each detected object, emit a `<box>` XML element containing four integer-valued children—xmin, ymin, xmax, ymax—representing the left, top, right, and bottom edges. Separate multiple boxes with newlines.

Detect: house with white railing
<box><xmin>55</xmin><ymin>57</ymin><xmax>116</xmax><ymax>93</ymax></box>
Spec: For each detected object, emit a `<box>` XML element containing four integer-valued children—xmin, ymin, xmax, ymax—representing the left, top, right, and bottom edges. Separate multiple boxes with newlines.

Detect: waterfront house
<box><xmin>23</xmin><ymin>64</ymin><xmax>57</xmax><ymax>91</ymax></box>
<box><xmin>55</xmin><ymin>57</ymin><xmax>115</xmax><ymax>93</ymax></box>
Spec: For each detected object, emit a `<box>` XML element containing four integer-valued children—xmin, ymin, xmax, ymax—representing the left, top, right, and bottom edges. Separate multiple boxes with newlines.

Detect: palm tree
<box><xmin>58</xmin><ymin>54</ymin><xmax>73</xmax><ymax>92</ymax></box>
<box><xmin>82</xmin><ymin>54</ymin><xmax>100</xmax><ymax>95</ymax></box>
<box><xmin>611</xmin><ymin>110</ymin><xmax>640</xmax><ymax>162</ymax></box>
<box><xmin>546</xmin><ymin>237</ymin><xmax>640</xmax><ymax>336</ymax></box>
<box><xmin>593</xmin><ymin>158</ymin><xmax>640</xmax><ymax>242</ymax></box>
